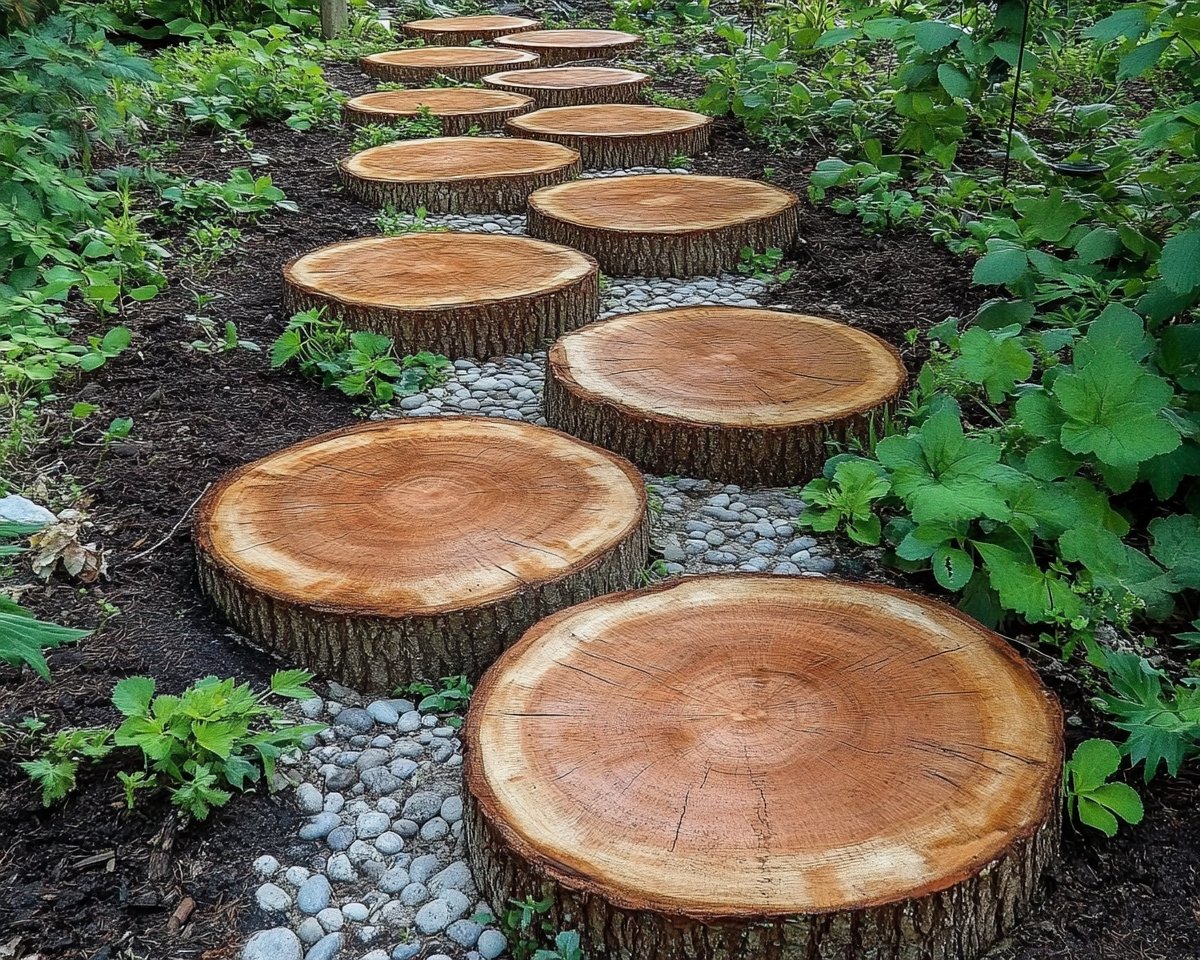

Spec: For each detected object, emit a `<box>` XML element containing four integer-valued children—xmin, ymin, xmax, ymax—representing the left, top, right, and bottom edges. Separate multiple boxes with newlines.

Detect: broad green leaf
<box><xmin>1149</xmin><ymin>515</ymin><xmax>1200</xmax><ymax>589</ymax></box>
<box><xmin>931</xmin><ymin>545</ymin><xmax>974</xmax><ymax>591</ymax></box>
<box><xmin>1074</xmin><ymin>226</ymin><xmax>1121</xmax><ymax>263</ymax></box>
<box><xmin>271</xmin><ymin>668</ymin><xmax>317</xmax><ymax>700</ymax></box>
<box><xmin>952</xmin><ymin>327</ymin><xmax>1033</xmax><ymax>402</ymax></box>
<box><xmin>1082</xmin><ymin>8</ymin><xmax>1148</xmax><ymax>41</ymax></box>
<box><xmin>973</xmin><ymin>540</ymin><xmax>1081</xmax><ymax>623</ymax></box>
<box><xmin>937</xmin><ymin>63</ymin><xmax>973</xmax><ymax>99</ymax></box>
<box><xmin>1159</xmin><ymin>228</ymin><xmax>1200</xmax><ymax>295</ymax></box>
<box><xmin>911</xmin><ymin>20</ymin><xmax>964</xmax><ymax>51</ymax></box>
<box><xmin>112</xmin><ymin>675</ymin><xmax>156</xmax><ymax>717</ymax></box>
<box><xmin>972</xmin><ymin>242</ymin><xmax>1028</xmax><ymax>286</ymax></box>
<box><xmin>1118</xmin><ymin>37</ymin><xmax>1171</xmax><ymax>80</ymax></box>
<box><xmin>1077</xmin><ymin>795</ymin><xmax>1119</xmax><ymax>836</ymax></box>
<box><xmin>1068</xmin><ymin>738</ymin><xmax>1121</xmax><ymax>791</ymax></box>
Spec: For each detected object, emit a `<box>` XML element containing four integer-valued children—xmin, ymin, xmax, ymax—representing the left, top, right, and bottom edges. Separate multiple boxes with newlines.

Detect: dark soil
<box><xmin>1</xmin><ymin>28</ymin><xmax>1197</xmax><ymax>960</ymax></box>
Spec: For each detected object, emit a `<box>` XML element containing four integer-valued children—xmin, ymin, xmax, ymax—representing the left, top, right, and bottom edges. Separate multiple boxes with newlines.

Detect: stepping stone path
<box><xmin>194</xmin><ymin>418</ymin><xmax>649</xmax><ymax>691</ymax></box>
<box><xmin>482</xmin><ymin>66</ymin><xmax>650</xmax><ymax>108</ymax></box>
<box><xmin>527</xmin><ymin>174</ymin><xmax>800</xmax><ymax>276</ymax></box>
<box><xmin>401</xmin><ymin>14</ymin><xmax>541</xmax><ymax>44</ymax></box>
<box><xmin>507</xmin><ymin>104</ymin><xmax>712</xmax><ymax>168</ymax></box>
<box><xmin>544</xmin><ymin>307</ymin><xmax>907</xmax><ymax>485</ymax></box>
<box><xmin>339</xmin><ymin>137</ymin><xmax>580</xmax><ymax>213</ymax></box>
<box><xmin>493</xmin><ymin>28</ymin><xmax>642</xmax><ymax>67</ymax></box>
<box><xmin>342</xmin><ymin>89</ymin><xmax>534</xmax><ymax>136</ymax></box>
<box><xmin>230</xmin><ymin>9</ymin><xmax>1063</xmax><ymax>959</ymax></box>
<box><xmin>282</xmin><ymin>233</ymin><xmax>598</xmax><ymax>358</ymax></box>
<box><xmin>360</xmin><ymin>47</ymin><xmax>539</xmax><ymax>84</ymax></box>
<box><xmin>464</xmin><ymin>576</ymin><xmax>1063</xmax><ymax>960</ymax></box>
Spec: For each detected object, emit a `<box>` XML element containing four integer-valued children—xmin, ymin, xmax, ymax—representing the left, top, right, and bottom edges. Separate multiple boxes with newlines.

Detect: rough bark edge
<box><xmin>342</xmin><ymin>98</ymin><xmax>534</xmax><ymax>135</ymax></box>
<box><xmin>282</xmin><ymin>256</ymin><xmax>600</xmax><ymax>359</ymax></box>
<box><xmin>484</xmin><ymin>75</ymin><xmax>649</xmax><ymax>109</ymax></box>
<box><xmin>338</xmin><ymin>154</ymin><xmax>581</xmax><ymax>214</ymax></box>
<box><xmin>506</xmin><ymin>118</ymin><xmax>712</xmax><ymax>168</ymax></box>
<box><xmin>526</xmin><ymin>200</ymin><xmax>800</xmax><ymax>277</ymax></box>
<box><xmin>401</xmin><ymin>22</ymin><xmax>541</xmax><ymax>45</ymax></box>
<box><xmin>494</xmin><ymin>39</ymin><xmax>642</xmax><ymax>67</ymax></box>
<box><xmin>360</xmin><ymin>53</ymin><xmax>539</xmax><ymax>84</ymax></box>
<box><xmin>463</xmin><ymin>575</ymin><xmax>1065</xmax><ymax>959</ymax></box>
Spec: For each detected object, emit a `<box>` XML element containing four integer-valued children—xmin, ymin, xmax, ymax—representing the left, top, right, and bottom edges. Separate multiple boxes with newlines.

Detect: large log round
<box><xmin>402</xmin><ymin>14</ymin><xmax>540</xmax><ymax>45</ymax></box>
<box><xmin>544</xmin><ymin>307</ymin><xmax>906</xmax><ymax>485</ymax></box>
<box><xmin>342</xmin><ymin>89</ymin><xmax>534</xmax><ymax>135</ymax></box>
<box><xmin>194</xmin><ymin>419</ymin><xmax>649</xmax><ymax>691</ymax></box>
<box><xmin>465</xmin><ymin>575</ymin><xmax>1063</xmax><ymax>960</ymax></box>
<box><xmin>507</xmin><ymin>104</ymin><xmax>712</xmax><ymax>168</ymax></box>
<box><xmin>495</xmin><ymin>28</ymin><xmax>641</xmax><ymax>66</ymax></box>
<box><xmin>282</xmin><ymin>233</ymin><xmax>599</xmax><ymax>359</ymax></box>
<box><xmin>527</xmin><ymin>174</ymin><xmax>800</xmax><ymax>277</ymax></box>
<box><xmin>483</xmin><ymin>66</ymin><xmax>649</xmax><ymax>108</ymax></box>
<box><xmin>339</xmin><ymin>137</ymin><xmax>580</xmax><ymax>213</ymax></box>
<box><xmin>360</xmin><ymin>47</ymin><xmax>539</xmax><ymax>84</ymax></box>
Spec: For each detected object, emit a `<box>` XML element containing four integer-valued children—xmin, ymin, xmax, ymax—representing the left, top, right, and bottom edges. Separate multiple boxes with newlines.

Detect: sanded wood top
<box><xmin>528</xmin><ymin>174</ymin><xmax>798</xmax><ymax>234</ymax></box>
<box><xmin>284</xmin><ymin>234</ymin><xmax>596</xmax><ymax>311</ymax></box>
<box><xmin>403</xmin><ymin>14</ymin><xmax>540</xmax><ymax>36</ymax></box>
<box><xmin>549</xmin><ymin>308</ymin><xmax>906</xmax><ymax>427</ymax></box>
<box><xmin>508</xmin><ymin>104</ymin><xmax>711</xmax><ymax>138</ymax></box>
<box><xmin>363</xmin><ymin>47</ymin><xmax>538</xmax><ymax>70</ymax></box>
<box><xmin>467</xmin><ymin>575</ymin><xmax>1063</xmax><ymax>917</ymax></box>
<box><xmin>495</xmin><ymin>28</ymin><xmax>640</xmax><ymax>53</ymax></box>
<box><xmin>195</xmin><ymin>419</ymin><xmax>646</xmax><ymax>617</ymax></box>
<box><xmin>344</xmin><ymin>88</ymin><xmax>533</xmax><ymax>120</ymax></box>
<box><xmin>484</xmin><ymin>66</ymin><xmax>649</xmax><ymax>90</ymax></box>
<box><xmin>341</xmin><ymin>137</ymin><xmax>580</xmax><ymax>184</ymax></box>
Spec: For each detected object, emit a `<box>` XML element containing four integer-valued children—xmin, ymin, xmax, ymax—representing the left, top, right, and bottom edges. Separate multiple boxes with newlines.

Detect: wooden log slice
<box><xmin>339</xmin><ymin>137</ymin><xmax>580</xmax><ymax>213</ymax></box>
<box><xmin>360</xmin><ymin>47</ymin><xmax>539</xmax><ymax>84</ymax></box>
<box><xmin>342</xmin><ymin>89</ymin><xmax>534</xmax><ymax>135</ymax></box>
<box><xmin>495</xmin><ymin>28</ymin><xmax>641</xmax><ymax>67</ymax></box>
<box><xmin>282</xmin><ymin>233</ymin><xmax>599</xmax><ymax>359</ymax></box>
<box><xmin>507</xmin><ymin>104</ymin><xmax>712</xmax><ymax>168</ymax></box>
<box><xmin>545</xmin><ymin>307</ymin><xmax>906</xmax><ymax>485</ymax></box>
<box><xmin>465</xmin><ymin>575</ymin><xmax>1063</xmax><ymax>960</ymax></box>
<box><xmin>528</xmin><ymin>174</ymin><xmax>800</xmax><ymax>277</ymax></box>
<box><xmin>194</xmin><ymin>419</ymin><xmax>649</xmax><ymax>691</ymax></box>
<box><xmin>483</xmin><ymin>66</ymin><xmax>649</xmax><ymax>108</ymax></box>
<box><xmin>401</xmin><ymin>14</ymin><xmax>541</xmax><ymax>45</ymax></box>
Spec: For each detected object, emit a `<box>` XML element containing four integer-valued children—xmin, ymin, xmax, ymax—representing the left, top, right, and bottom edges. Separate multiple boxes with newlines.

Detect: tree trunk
<box><xmin>464</xmin><ymin>575</ymin><xmax>1064</xmax><ymax>960</ymax></box>
<box><xmin>320</xmin><ymin>0</ymin><xmax>347</xmax><ymax>39</ymax></box>
<box><xmin>483</xmin><ymin>67</ymin><xmax>650</xmax><ymax>109</ymax></box>
<box><xmin>343</xmin><ymin>90</ymin><xmax>535</xmax><ymax>137</ymax></box>
<box><xmin>194</xmin><ymin>419</ymin><xmax>649</xmax><ymax>692</ymax></box>
<box><xmin>339</xmin><ymin>137</ymin><xmax>580</xmax><ymax>214</ymax></box>
<box><xmin>494</xmin><ymin>29</ymin><xmax>642</xmax><ymax>67</ymax></box>
<box><xmin>544</xmin><ymin>307</ymin><xmax>907</xmax><ymax>486</ymax></box>
<box><xmin>507</xmin><ymin>105</ymin><xmax>712</xmax><ymax>168</ymax></box>
<box><xmin>360</xmin><ymin>48</ymin><xmax>539</xmax><ymax>85</ymax></box>
<box><xmin>282</xmin><ymin>234</ymin><xmax>599</xmax><ymax>359</ymax></box>
<box><xmin>401</xmin><ymin>14</ymin><xmax>541</xmax><ymax>45</ymax></box>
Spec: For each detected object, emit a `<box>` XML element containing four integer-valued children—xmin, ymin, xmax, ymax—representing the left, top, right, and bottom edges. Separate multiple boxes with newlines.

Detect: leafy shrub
<box><xmin>104</xmin><ymin>0</ymin><xmax>318</xmax><ymax>39</ymax></box>
<box><xmin>349</xmin><ymin>110</ymin><xmax>443</xmax><ymax>152</ymax></box>
<box><xmin>401</xmin><ymin>674</ymin><xmax>471</xmax><ymax>727</ymax></box>
<box><xmin>374</xmin><ymin>204</ymin><xmax>447</xmax><ymax>235</ymax></box>
<box><xmin>1064</xmin><ymin>739</ymin><xmax>1145</xmax><ymax>836</ymax></box>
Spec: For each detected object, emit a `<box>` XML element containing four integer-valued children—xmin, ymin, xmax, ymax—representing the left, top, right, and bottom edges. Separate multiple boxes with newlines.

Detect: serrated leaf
<box><xmin>937</xmin><ymin>63</ymin><xmax>973</xmax><ymax>99</ymax></box>
<box><xmin>1149</xmin><ymin>515</ymin><xmax>1200</xmax><ymax>590</ymax></box>
<box><xmin>1068</xmin><ymin>738</ymin><xmax>1121</xmax><ymax>790</ymax></box>
<box><xmin>112</xmin><ymin>675</ymin><xmax>156</xmax><ymax>717</ymax></box>
<box><xmin>973</xmin><ymin>540</ymin><xmax>1081</xmax><ymax>623</ymax></box>
<box><xmin>271</xmin><ymin>668</ymin><xmax>316</xmax><ymax>700</ymax></box>
<box><xmin>1159</xmin><ymin>228</ymin><xmax>1200</xmax><ymax>295</ymax></box>
<box><xmin>953</xmin><ymin>327</ymin><xmax>1033</xmax><ymax>403</ymax></box>
<box><xmin>972</xmin><ymin>242</ymin><xmax>1028</xmax><ymax>286</ymax></box>
<box><xmin>270</xmin><ymin>329</ymin><xmax>302</xmax><ymax>368</ymax></box>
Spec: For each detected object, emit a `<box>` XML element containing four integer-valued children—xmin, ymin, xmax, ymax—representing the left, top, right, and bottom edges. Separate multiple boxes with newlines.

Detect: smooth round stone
<box><xmin>447</xmin><ymin>920</ymin><xmax>482</xmax><ymax>948</ymax></box>
<box><xmin>398</xmin><ymin>711</ymin><xmax>422</xmax><ymax>732</ymax></box>
<box><xmin>389</xmin><ymin>758</ymin><xmax>418</xmax><ymax>779</ymax></box>
<box><xmin>305</xmin><ymin>932</ymin><xmax>343</xmax><ymax>960</ymax></box>
<box><xmin>415</xmin><ymin>900</ymin><xmax>452</xmax><ymax>935</ymax></box>
<box><xmin>357</xmin><ymin>811</ymin><xmax>391</xmax><ymax>838</ymax></box>
<box><xmin>253</xmin><ymin>854</ymin><xmax>280</xmax><ymax>877</ymax></box>
<box><xmin>375</xmin><ymin>832</ymin><xmax>405</xmax><ymax>855</ymax></box>
<box><xmin>420</xmin><ymin>817</ymin><xmax>450</xmax><ymax>841</ymax></box>
<box><xmin>440</xmin><ymin>796</ymin><xmax>463</xmax><ymax>823</ymax></box>
<box><xmin>361</xmin><ymin>952</ymin><xmax>390</xmax><ymax>960</ymax></box>
<box><xmin>342</xmin><ymin>902</ymin><xmax>370</xmax><ymax>922</ymax></box>
<box><xmin>774</xmin><ymin>561</ymin><xmax>801</xmax><ymax>574</ymax></box>
<box><xmin>349</xmin><ymin>839</ymin><xmax>384</xmax><ymax>865</ymax></box>
<box><xmin>704</xmin><ymin>530</ymin><xmax>727</xmax><ymax>546</ymax></box>
<box><xmin>356</xmin><ymin>748</ymin><xmax>390</xmax><ymax>771</ymax></box>
<box><xmin>393</xmin><ymin>818</ymin><xmax>419</xmax><ymax>838</ymax></box>
<box><xmin>255</xmin><ymin>882</ymin><xmax>291</xmax><ymax>912</ymax></box>
<box><xmin>299</xmin><ymin>812</ymin><xmax>340</xmax><ymax>840</ymax></box>
<box><xmin>337</xmin><ymin>707</ymin><xmax>375</xmax><ymax>733</ymax></box>
<box><xmin>370</xmin><ymin>734</ymin><xmax>394</xmax><ymax>749</ymax></box>
<box><xmin>300</xmin><ymin>697</ymin><xmax>324</xmax><ymax>718</ymax></box>
<box><xmin>477</xmin><ymin>930</ymin><xmax>507</xmax><ymax>959</ymax></box>
<box><xmin>297</xmin><ymin>917</ymin><xmax>325</xmax><ymax>945</ymax></box>
<box><xmin>317</xmin><ymin>907</ymin><xmax>344</xmax><ymax>932</ymax></box>
<box><xmin>327</xmin><ymin>853</ymin><xmax>357</xmax><ymax>883</ymax></box>
<box><xmin>285</xmin><ymin>865</ymin><xmax>311</xmax><ymax>887</ymax></box>
<box><xmin>401</xmin><ymin>882</ymin><xmax>430</xmax><ymax>906</ymax></box>
<box><xmin>361</xmin><ymin>767</ymin><xmax>403</xmax><ymax>795</ymax></box>
<box><xmin>243</xmin><ymin>927</ymin><xmax>302</xmax><ymax>960</ymax></box>
<box><xmin>392</xmin><ymin>945</ymin><xmax>421</xmax><ymax>960</ymax></box>
<box><xmin>297</xmin><ymin>875</ymin><xmax>333</xmax><ymax>915</ymax></box>
<box><xmin>324</xmin><ymin>793</ymin><xmax>345</xmax><ymax>813</ymax></box>
<box><xmin>376</xmin><ymin>797</ymin><xmax>400</xmax><ymax>816</ymax></box>
<box><xmin>296</xmin><ymin>783</ymin><xmax>324</xmax><ymax>815</ymax></box>
<box><xmin>428</xmin><ymin>861</ymin><xmax>471</xmax><ymax>894</ymax></box>
<box><xmin>402</xmin><ymin>792</ymin><xmax>442</xmax><ymax>823</ymax></box>
<box><xmin>378</xmin><ymin>866</ymin><xmax>411</xmax><ymax>894</ymax></box>
<box><xmin>327</xmin><ymin>826</ymin><xmax>355</xmax><ymax>852</ymax></box>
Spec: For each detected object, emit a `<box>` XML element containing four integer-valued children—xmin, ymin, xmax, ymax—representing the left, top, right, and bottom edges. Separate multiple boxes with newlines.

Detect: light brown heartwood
<box><xmin>282</xmin><ymin>233</ymin><xmax>599</xmax><ymax>359</ymax></box>
<box><xmin>465</xmin><ymin>575</ymin><xmax>1064</xmax><ymax>960</ymax></box>
<box><xmin>527</xmin><ymin>174</ymin><xmax>800</xmax><ymax>277</ymax></box>
<box><xmin>544</xmin><ymin>307</ymin><xmax>906</xmax><ymax>485</ymax></box>
<box><xmin>494</xmin><ymin>28</ymin><xmax>641</xmax><ymax>66</ymax></box>
<box><xmin>342</xmin><ymin>89</ymin><xmax>534</xmax><ymax>135</ymax></box>
<box><xmin>483</xmin><ymin>66</ymin><xmax>649</xmax><ymax>108</ymax></box>
<box><xmin>194</xmin><ymin>419</ymin><xmax>649</xmax><ymax>691</ymax></box>
<box><xmin>401</xmin><ymin>14</ymin><xmax>540</xmax><ymax>45</ymax></box>
<box><xmin>360</xmin><ymin>47</ymin><xmax>538</xmax><ymax>84</ymax></box>
<box><xmin>339</xmin><ymin>137</ymin><xmax>580</xmax><ymax>213</ymax></box>
<box><xmin>507</xmin><ymin>104</ymin><xmax>712</xmax><ymax>168</ymax></box>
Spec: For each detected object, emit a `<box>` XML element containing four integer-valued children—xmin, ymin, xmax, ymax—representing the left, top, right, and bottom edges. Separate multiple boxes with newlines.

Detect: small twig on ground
<box><xmin>125</xmin><ymin>484</ymin><xmax>211</xmax><ymax>564</ymax></box>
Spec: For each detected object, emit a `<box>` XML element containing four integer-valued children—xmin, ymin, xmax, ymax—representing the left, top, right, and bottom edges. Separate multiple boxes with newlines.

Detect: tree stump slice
<box><xmin>282</xmin><ymin>233</ymin><xmax>599</xmax><ymax>359</ymax></box>
<box><xmin>544</xmin><ymin>307</ymin><xmax>906</xmax><ymax>485</ymax></box>
<box><xmin>495</xmin><ymin>28</ymin><xmax>641</xmax><ymax>67</ymax></box>
<box><xmin>465</xmin><ymin>575</ymin><xmax>1063</xmax><ymax>960</ymax></box>
<box><xmin>483</xmin><ymin>66</ymin><xmax>650</xmax><ymax>108</ymax></box>
<box><xmin>402</xmin><ymin>14</ymin><xmax>541</xmax><ymax>45</ymax></box>
<box><xmin>507</xmin><ymin>105</ymin><xmax>712</xmax><ymax>168</ymax></box>
<box><xmin>360</xmin><ymin>47</ymin><xmax>539</xmax><ymax>84</ymax></box>
<box><xmin>343</xmin><ymin>89</ymin><xmax>534</xmax><ymax>135</ymax></box>
<box><xmin>339</xmin><ymin>137</ymin><xmax>581</xmax><ymax>213</ymax></box>
<box><xmin>194</xmin><ymin>419</ymin><xmax>649</xmax><ymax>692</ymax></box>
<box><xmin>527</xmin><ymin>174</ymin><xmax>800</xmax><ymax>277</ymax></box>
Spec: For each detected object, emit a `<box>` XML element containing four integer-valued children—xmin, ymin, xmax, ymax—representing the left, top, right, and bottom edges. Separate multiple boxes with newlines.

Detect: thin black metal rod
<box><xmin>1002</xmin><ymin>0</ymin><xmax>1032</xmax><ymax>188</ymax></box>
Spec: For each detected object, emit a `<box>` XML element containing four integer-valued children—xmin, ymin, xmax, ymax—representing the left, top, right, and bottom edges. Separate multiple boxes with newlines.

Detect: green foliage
<box><xmin>103</xmin><ymin>0</ymin><xmax>318</xmax><ymax>39</ymax></box>
<box><xmin>402</xmin><ymin>674</ymin><xmax>471</xmax><ymax>727</ymax></box>
<box><xmin>1064</xmin><ymin>738</ymin><xmax>1145</xmax><ymax>837</ymax></box>
<box><xmin>736</xmin><ymin>246</ymin><xmax>793</xmax><ymax>283</ymax></box>
<box><xmin>349</xmin><ymin>109</ymin><xmax>442</xmax><ymax>151</ymax></box>
<box><xmin>374</xmin><ymin>204</ymin><xmax>448</xmax><ymax>236</ymax></box>
<box><xmin>797</xmin><ymin>456</ymin><xmax>889</xmax><ymax>545</ymax></box>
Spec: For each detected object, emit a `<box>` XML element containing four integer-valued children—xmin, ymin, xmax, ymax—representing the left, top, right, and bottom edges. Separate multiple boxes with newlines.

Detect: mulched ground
<box><xmin>1</xmin><ymin>27</ymin><xmax>1198</xmax><ymax>960</ymax></box>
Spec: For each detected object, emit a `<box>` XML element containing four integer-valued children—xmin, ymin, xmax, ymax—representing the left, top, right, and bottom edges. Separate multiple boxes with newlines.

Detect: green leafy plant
<box><xmin>797</xmin><ymin>455</ymin><xmax>890</xmax><ymax>545</ymax></box>
<box><xmin>350</xmin><ymin>109</ymin><xmax>442</xmax><ymax>151</ymax></box>
<box><xmin>374</xmin><ymin>204</ymin><xmax>448</xmax><ymax>235</ymax></box>
<box><xmin>736</xmin><ymin>245</ymin><xmax>793</xmax><ymax>283</ymax></box>
<box><xmin>402</xmin><ymin>674</ymin><xmax>472</xmax><ymax>727</ymax></box>
<box><xmin>1064</xmin><ymin>738</ymin><xmax>1145</xmax><ymax>837</ymax></box>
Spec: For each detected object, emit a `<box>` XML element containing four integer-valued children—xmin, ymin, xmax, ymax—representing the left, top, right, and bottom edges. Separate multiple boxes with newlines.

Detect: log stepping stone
<box><xmin>465</xmin><ymin>574</ymin><xmax>1063</xmax><ymax>960</ymax></box>
<box><xmin>194</xmin><ymin>418</ymin><xmax>649</xmax><ymax>691</ymax></box>
<box><xmin>527</xmin><ymin>174</ymin><xmax>800</xmax><ymax>277</ymax></box>
<box><xmin>544</xmin><ymin>307</ymin><xmax>906</xmax><ymax>485</ymax></box>
<box><xmin>282</xmin><ymin>233</ymin><xmax>599</xmax><ymax>359</ymax></box>
<box><xmin>360</xmin><ymin>47</ymin><xmax>539</xmax><ymax>84</ymax></box>
<box><xmin>342</xmin><ymin>88</ymin><xmax>534</xmax><ymax>136</ymax></box>
<box><xmin>401</xmin><ymin>14</ymin><xmax>541</xmax><ymax>44</ymax></box>
<box><xmin>339</xmin><ymin>137</ymin><xmax>580</xmax><ymax>213</ymax></box>
<box><xmin>483</xmin><ymin>66</ymin><xmax>649</xmax><ymax>108</ymax></box>
<box><xmin>507</xmin><ymin>104</ymin><xmax>712</xmax><ymax>168</ymax></box>
<box><xmin>495</xmin><ymin>28</ymin><xmax>641</xmax><ymax>67</ymax></box>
